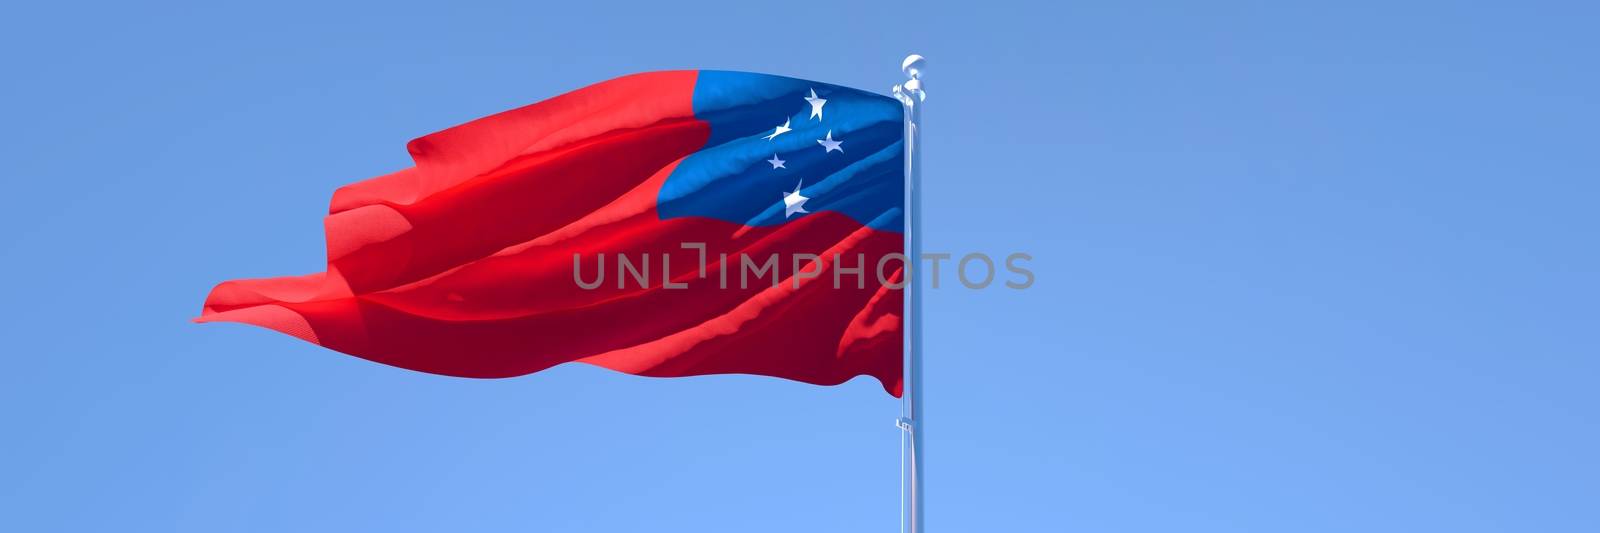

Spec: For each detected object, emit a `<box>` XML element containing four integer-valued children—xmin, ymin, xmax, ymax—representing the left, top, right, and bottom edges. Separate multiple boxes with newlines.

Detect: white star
<box><xmin>781</xmin><ymin>180</ymin><xmax>810</xmax><ymax>218</ymax></box>
<box><xmin>764</xmin><ymin>118</ymin><xmax>792</xmax><ymax>140</ymax></box>
<box><xmin>817</xmin><ymin>130</ymin><xmax>843</xmax><ymax>153</ymax></box>
<box><xmin>767</xmin><ymin>154</ymin><xmax>786</xmax><ymax>169</ymax></box>
<box><xmin>804</xmin><ymin>88</ymin><xmax>827</xmax><ymax>120</ymax></box>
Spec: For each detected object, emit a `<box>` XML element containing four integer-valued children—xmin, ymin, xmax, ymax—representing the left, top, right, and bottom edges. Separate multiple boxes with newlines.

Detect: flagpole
<box><xmin>894</xmin><ymin>54</ymin><xmax>926</xmax><ymax>533</ymax></box>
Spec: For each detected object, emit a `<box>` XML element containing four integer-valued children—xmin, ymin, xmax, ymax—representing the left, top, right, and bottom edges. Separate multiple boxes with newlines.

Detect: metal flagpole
<box><xmin>893</xmin><ymin>54</ymin><xmax>926</xmax><ymax>533</ymax></box>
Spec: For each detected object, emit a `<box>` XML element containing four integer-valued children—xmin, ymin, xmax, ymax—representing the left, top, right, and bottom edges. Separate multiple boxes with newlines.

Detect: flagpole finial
<box><xmin>894</xmin><ymin>54</ymin><xmax>927</xmax><ymax>103</ymax></box>
<box><xmin>902</xmin><ymin>54</ymin><xmax>926</xmax><ymax>79</ymax></box>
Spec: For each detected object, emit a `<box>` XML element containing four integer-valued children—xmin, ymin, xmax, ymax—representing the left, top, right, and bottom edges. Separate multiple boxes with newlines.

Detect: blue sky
<box><xmin>1</xmin><ymin>1</ymin><xmax>1596</xmax><ymax>531</ymax></box>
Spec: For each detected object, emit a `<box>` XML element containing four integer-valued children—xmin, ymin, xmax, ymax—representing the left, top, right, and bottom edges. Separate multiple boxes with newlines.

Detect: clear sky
<box><xmin>2</xmin><ymin>1</ymin><xmax>1595</xmax><ymax>531</ymax></box>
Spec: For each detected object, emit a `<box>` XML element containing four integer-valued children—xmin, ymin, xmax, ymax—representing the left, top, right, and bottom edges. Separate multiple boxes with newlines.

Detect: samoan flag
<box><xmin>198</xmin><ymin>71</ymin><xmax>906</xmax><ymax>396</ymax></box>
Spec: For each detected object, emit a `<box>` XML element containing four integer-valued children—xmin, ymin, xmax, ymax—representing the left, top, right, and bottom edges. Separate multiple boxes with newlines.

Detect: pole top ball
<box><xmin>902</xmin><ymin>55</ymin><xmax>926</xmax><ymax>79</ymax></box>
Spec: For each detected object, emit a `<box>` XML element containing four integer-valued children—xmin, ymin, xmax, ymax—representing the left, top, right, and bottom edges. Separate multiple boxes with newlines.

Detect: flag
<box><xmin>198</xmin><ymin>70</ymin><xmax>906</xmax><ymax>396</ymax></box>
